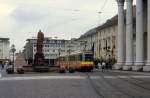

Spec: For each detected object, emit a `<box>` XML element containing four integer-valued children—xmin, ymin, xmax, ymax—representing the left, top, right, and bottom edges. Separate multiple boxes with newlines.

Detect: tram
<box><xmin>56</xmin><ymin>51</ymin><xmax>94</xmax><ymax>73</ymax></box>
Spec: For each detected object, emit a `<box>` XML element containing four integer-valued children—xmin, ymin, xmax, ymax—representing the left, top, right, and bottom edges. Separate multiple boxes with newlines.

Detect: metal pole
<box><xmin>59</xmin><ymin>48</ymin><xmax>60</xmax><ymax>67</ymax></box>
<box><xmin>68</xmin><ymin>41</ymin><xmax>71</xmax><ymax>70</ymax></box>
<box><xmin>13</xmin><ymin>51</ymin><xmax>14</xmax><ymax>70</ymax></box>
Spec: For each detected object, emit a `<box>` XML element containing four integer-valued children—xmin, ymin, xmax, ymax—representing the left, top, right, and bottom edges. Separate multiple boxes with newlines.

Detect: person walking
<box><xmin>0</xmin><ymin>63</ymin><xmax>2</xmax><ymax>70</ymax></box>
<box><xmin>101</xmin><ymin>61</ymin><xmax>106</xmax><ymax>72</ymax></box>
<box><xmin>0</xmin><ymin>69</ymin><xmax>1</xmax><ymax>78</ymax></box>
<box><xmin>97</xmin><ymin>61</ymin><xmax>101</xmax><ymax>70</ymax></box>
<box><xmin>1</xmin><ymin>64</ymin><xmax>4</xmax><ymax>70</ymax></box>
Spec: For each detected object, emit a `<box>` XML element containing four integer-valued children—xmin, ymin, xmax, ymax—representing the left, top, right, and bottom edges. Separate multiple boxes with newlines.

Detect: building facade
<box><xmin>77</xmin><ymin>28</ymin><xmax>97</xmax><ymax>58</ymax></box>
<box><xmin>96</xmin><ymin>11</ymin><xmax>136</xmax><ymax>62</ymax></box>
<box><xmin>23</xmin><ymin>37</ymin><xmax>80</xmax><ymax>66</ymax></box>
<box><xmin>78</xmin><ymin>0</ymin><xmax>150</xmax><ymax>72</ymax></box>
<box><xmin>96</xmin><ymin>20</ymin><xmax>118</xmax><ymax>60</ymax></box>
<box><xmin>0</xmin><ymin>38</ymin><xmax>10</xmax><ymax>64</ymax></box>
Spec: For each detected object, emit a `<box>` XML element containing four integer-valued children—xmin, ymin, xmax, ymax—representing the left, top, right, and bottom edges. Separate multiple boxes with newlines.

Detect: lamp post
<box><xmin>68</xmin><ymin>40</ymin><xmax>72</xmax><ymax>70</ymax></box>
<box><xmin>11</xmin><ymin>44</ymin><xmax>16</xmax><ymax>71</ymax></box>
<box><xmin>58</xmin><ymin>48</ymin><xmax>61</xmax><ymax>67</ymax></box>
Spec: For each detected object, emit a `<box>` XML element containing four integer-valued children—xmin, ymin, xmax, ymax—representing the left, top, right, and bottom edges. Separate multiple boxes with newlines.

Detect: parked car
<box><xmin>6</xmin><ymin>65</ymin><xmax>14</xmax><ymax>74</ymax></box>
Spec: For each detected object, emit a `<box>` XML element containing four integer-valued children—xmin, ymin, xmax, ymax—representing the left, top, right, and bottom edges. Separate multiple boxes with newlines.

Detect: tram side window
<box><xmin>77</xmin><ymin>54</ymin><xmax>82</xmax><ymax>61</ymax></box>
<box><xmin>59</xmin><ymin>57</ymin><xmax>62</xmax><ymax>61</ymax></box>
<box><xmin>64</xmin><ymin>56</ymin><xmax>68</xmax><ymax>61</ymax></box>
<box><xmin>61</xmin><ymin>57</ymin><xmax>63</xmax><ymax>61</ymax></box>
<box><xmin>68</xmin><ymin>56</ymin><xmax>70</xmax><ymax>61</ymax></box>
<box><xmin>62</xmin><ymin>56</ymin><xmax>65</xmax><ymax>61</ymax></box>
<box><xmin>76</xmin><ymin>55</ymin><xmax>79</xmax><ymax>61</ymax></box>
<box><xmin>84</xmin><ymin>54</ymin><xmax>93</xmax><ymax>61</ymax></box>
<box><xmin>75</xmin><ymin>55</ymin><xmax>81</xmax><ymax>61</ymax></box>
<box><xmin>75</xmin><ymin>55</ymin><xmax>77</xmax><ymax>61</ymax></box>
<box><xmin>70</xmin><ymin>55</ymin><xmax>75</xmax><ymax>61</ymax></box>
<box><xmin>62</xmin><ymin>57</ymin><xmax>66</xmax><ymax>61</ymax></box>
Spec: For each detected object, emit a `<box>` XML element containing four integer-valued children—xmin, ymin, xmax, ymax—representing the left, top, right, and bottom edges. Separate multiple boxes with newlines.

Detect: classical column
<box><xmin>123</xmin><ymin>0</ymin><xmax>133</xmax><ymax>70</ymax></box>
<box><xmin>143</xmin><ymin>0</ymin><xmax>150</xmax><ymax>71</ymax></box>
<box><xmin>114</xmin><ymin>0</ymin><xmax>125</xmax><ymax>69</ymax></box>
<box><xmin>132</xmin><ymin>0</ymin><xmax>144</xmax><ymax>71</ymax></box>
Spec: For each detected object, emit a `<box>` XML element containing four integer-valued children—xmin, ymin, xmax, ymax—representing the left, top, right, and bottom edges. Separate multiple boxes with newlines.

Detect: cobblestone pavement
<box><xmin>0</xmin><ymin>70</ymin><xmax>150</xmax><ymax>98</ymax></box>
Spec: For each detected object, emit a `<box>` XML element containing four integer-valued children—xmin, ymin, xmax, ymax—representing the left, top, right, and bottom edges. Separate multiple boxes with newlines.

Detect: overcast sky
<box><xmin>0</xmin><ymin>0</ymin><xmax>136</xmax><ymax>52</ymax></box>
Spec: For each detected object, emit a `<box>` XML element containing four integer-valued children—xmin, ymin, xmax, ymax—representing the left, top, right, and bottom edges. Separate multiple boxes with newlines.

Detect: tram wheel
<box><xmin>69</xmin><ymin>68</ymin><xmax>75</xmax><ymax>73</ymax></box>
<box><xmin>59</xmin><ymin>69</ymin><xmax>66</xmax><ymax>73</ymax></box>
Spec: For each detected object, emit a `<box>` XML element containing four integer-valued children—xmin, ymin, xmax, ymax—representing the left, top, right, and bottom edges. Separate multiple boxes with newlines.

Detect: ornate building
<box><xmin>114</xmin><ymin>0</ymin><xmax>150</xmax><ymax>71</ymax></box>
<box><xmin>0</xmin><ymin>38</ymin><xmax>10</xmax><ymax>64</ymax></box>
<box><xmin>23</xmin><ymin>35</ymin><xmax>80</xmax><ymax>66</ymax></box>
<box><xmin>78</xmin><ymin>0</ymin><xmax>150</xmax><ymax>72</ymax></box>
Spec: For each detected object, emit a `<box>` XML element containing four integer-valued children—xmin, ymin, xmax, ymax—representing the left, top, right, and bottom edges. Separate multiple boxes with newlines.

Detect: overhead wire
<box><xmin>99</xmin><ymin>0</ymin><xmax>108</xmax><ymax>12</ymax></box>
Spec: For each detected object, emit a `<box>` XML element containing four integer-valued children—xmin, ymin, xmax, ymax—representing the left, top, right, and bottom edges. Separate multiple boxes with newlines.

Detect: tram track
<box><xmin>104</xmin><ymin>71</ymin><xmax>150</xmax><ymax>92</ymax></box>
<box><xmin>127</xmin><ymin>75</ymin><xmax>150</xmax><ymax>84</ymax></box>
<box><xmin>99</xmin><ymin>70</ymin><xmax>150</xmax><ymax>97</ymax></box>
<box><xmin>116</xmin><ymin>74</ymin><xmax>150</xmax><ymax>91</ymax></box>
<box><xmin>110</xmin><ymin>71</ymin><xmax>150</xmax><ymax>83</ymax></box>
<box><xmin>86</xmin><ymin>72</ymin><xmax>134</xmax><ymax>98</ymax></box>
<box><xmin>86</xmin><ymin>73</ymin><xmax>105</xmax><ymax>98</ymax></box>
<box><xmin>98</xmin><ymin>72</ymin><xmax>135</xmax><ymax>98</ymax></box>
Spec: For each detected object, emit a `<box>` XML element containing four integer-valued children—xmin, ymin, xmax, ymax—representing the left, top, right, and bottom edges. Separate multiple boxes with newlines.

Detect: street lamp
<box><xmin>58</xmin><ymin>48</ymin><xmax>61</xmax><ymax>67</ymax></box>
<box><xmin>98</xmin><ymin>11</ymin><xmax>102</xmax><ymax>25</ymax></box>
<box><xmin>11</xmin><ymin>44</ymin><xmax>16</xmax><ymax>71</ymax></box>
<box><xmin>68</xmin><ymin>41</ymin><xmax>72</xmax><ymax>70</ymax></box>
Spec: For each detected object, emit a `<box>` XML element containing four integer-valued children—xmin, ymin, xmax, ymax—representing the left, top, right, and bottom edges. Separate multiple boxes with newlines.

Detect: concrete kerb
<box><xmin>110</xmin><ymin>69</ymin><xmax>150</xmax><ymax>75</ymax></box>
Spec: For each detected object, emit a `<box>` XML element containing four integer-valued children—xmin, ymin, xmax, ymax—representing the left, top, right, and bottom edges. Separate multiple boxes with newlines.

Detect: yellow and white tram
<box><xmin>56</xmin><ymin>51</ymin><xmax>94</xmax><ymax>73</ymax></box>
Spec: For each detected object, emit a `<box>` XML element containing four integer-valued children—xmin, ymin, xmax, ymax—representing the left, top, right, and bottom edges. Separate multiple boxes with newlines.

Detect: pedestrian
<box><xmin>0</xmin><ymin>70</ymin><xmax>1</xmax><ymax>78</ymax></box>
<box><xmin>0</xmin><ymin>63</ymin><xmax>2</xmax><ymax>70</ymax></box>
<box><xmin>94</xmin><ymin>59</ymin><xmax>98</xmax><ymax>69</ymax></box>
<box><xmin>1</xmin><ymin>64</ymin><xmax>4</xmax><ymax>70</ymax></box>
<box><xmin>97</xmin><ymin>62</ymin><xmax>101</xmax><ymax>70</ymax></box>
<box><xmin>101</xmin><ymin>61</ymin><xmax>106</xmax><ymax>72</ymax></box>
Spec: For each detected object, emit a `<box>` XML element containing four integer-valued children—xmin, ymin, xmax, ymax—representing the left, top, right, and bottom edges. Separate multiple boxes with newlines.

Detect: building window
<box><xmin>45</xmin><ymin>49</ymin><xmax>49</xmax><ymax>52</ymax></box>
<box><xmin>34</xmin><ymin>44</ymin><xmax>36</xmax><ymax>47</ymax></box>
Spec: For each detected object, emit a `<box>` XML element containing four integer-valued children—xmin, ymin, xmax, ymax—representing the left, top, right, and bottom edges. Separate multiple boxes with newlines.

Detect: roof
<box><xmin>96</xmin><ymin>15</ymin><xmax>118</xmax><ymax>31</ymax></box>
<box><xmin>80</xmin><ymin>27</ymin><xmax>97</xmax><ymax>38</ymax></box>
<box><xmin>59</xmin><ymin>50</ymin><xmax>93</xmax><ymax>57</ymax></box>
<box><xmin>80</xmin><ymin>6</ymin><xmax>136</xmax><ymax>38</ymax></box>
<box><xmin>96</xmin><ymin>6</ymin><xmax>136</xmax><ymax>31</ymax></box>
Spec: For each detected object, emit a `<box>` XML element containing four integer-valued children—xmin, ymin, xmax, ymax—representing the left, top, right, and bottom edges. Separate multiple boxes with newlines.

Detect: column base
<box><xmin>143</xmin><ymin>65</ymin><xmax>150</xmax><ymax>72</ymax></box>
<box><xmin>132</xmin><ymin>65</ymin><xmax>143</xmax><ymax>71</ymax></box>
<box><xmin>123</xmin><ymin>65</ymin><xmax>132</xmax><ymax>71</ymax></box>
<box><xmin>113</xmin><ymin>64</ymin><xmax>123</xmax><ymax>70</ymax></box>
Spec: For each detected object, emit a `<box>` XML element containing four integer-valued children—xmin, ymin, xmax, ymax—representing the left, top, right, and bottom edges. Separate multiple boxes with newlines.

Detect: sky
<box><xmin>0</xmin><ymin>0</ymin><xmax>136</xmax><ymax>52</ymax></box>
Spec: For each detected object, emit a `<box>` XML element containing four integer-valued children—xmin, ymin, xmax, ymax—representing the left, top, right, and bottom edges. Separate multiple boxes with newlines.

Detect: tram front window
<box><xmin>84</xmin><ymin>54</ymin><xmax>93</xmax><ymax>61</ymax></box>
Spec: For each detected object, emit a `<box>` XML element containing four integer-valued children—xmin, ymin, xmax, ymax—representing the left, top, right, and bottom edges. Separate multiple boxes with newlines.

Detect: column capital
<box><xmin>116</xmin><ymin>0</ymin><xmax>125</xmax><ymax>6</ymax></box>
